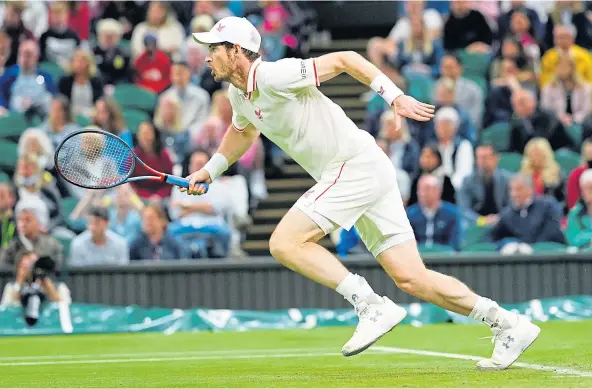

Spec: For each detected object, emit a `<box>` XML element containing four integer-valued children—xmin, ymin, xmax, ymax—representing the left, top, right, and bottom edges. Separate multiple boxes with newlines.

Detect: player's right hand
<box><xmin>181</xmin><ymin>169</ymin><xmax>212</xmax><ymax>195</ymax></box>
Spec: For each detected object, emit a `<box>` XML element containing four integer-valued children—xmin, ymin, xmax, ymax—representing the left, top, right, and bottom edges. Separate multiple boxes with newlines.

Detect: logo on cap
<box><xmin>216</xmin><ymin>24</ymin><xmax>226</xmax><ymax>32</ymax></box>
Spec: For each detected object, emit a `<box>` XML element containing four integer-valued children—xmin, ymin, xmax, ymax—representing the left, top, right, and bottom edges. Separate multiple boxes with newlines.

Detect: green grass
<box><xmin>2</xmin><ymin>320</ymin><xmax>592</xmax><ymax>387</ymax></box>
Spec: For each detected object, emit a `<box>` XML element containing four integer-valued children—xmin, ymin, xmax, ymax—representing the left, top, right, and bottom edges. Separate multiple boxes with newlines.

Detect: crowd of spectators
<box><xmin>0</xmin><ymin>0</ymin><xmax>317</xmax><ymax>272</ymax></box>
<box><xmin>338</xmin><ymin>0</ymin><xmax>592</xmax><ymax>256</ymax></box>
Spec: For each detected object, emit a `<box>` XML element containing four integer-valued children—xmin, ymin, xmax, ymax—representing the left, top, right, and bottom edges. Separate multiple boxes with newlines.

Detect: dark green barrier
<box><xmin>2</xmin><ymin>296</ymin><xmax>592</xmax><ymax>336</ymax></box>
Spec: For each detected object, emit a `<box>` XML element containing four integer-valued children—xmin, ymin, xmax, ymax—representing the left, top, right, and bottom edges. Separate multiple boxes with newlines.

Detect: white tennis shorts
<box><xmin>294</xmin><ymin>145</ymin><xmax>415</xmax><ymax>257</ymax></box>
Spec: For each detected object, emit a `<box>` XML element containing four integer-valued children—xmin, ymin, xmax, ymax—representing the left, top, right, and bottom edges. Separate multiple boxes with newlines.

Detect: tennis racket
<box><xmin>53</xmin><ymin>127</ymin><xmax>208</xmax><ymax>191</ymax></box>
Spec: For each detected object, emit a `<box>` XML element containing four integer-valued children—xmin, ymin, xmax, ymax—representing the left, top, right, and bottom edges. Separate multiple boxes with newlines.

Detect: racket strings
<box><xmin>56</xmin><ymin>132</ymin><xmax>135</xmax><ymax>189</ymax></box>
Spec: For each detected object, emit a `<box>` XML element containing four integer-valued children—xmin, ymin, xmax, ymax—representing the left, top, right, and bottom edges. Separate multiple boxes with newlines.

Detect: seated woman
<box><xmin>92</xmin><ymin>97</ymin><xmax>133</xmax><ymax>147</ymax></box>
<box><xmin>130</xmin><ymin>121</ymin><xmax>174</xmax><ymax>200</ymax></box>
<box><xmin>377</xmin><ymin>111</ymin><xmax>420</xmax><ymax>179</ymax></box>
<box><xmin>566</xmin><ymin>169</ymin><xmax>592</xmax><ymax>248</ymax></box>
<box><xmin>58</xmin><ymin>49</ymin><xmax>104</xmax><ymax>118</ymax></box>
<box><xmin>153</xmin><ymin>93</ymin><xmax>189</xmax><ymax>163</ymax></box>
<box><xmin>18</xmin><ymin>129</ymin><xmax>54</xmax><ymax>171</ymax></box>
<box><xmin>408</xmin><ymin>144</ymin><xmax>456</xmax><ymax>207</ymax></box>
<box><xmin>488</xmin><ymin>37</ymin><xmax>536</xmax><ymax>87</ymax></box>
<box><xmin>391</xmin><ymin>13</ymin><xmax>444</xmax><ymax>81</ymax></box>
<box><xmin>39</xmin><ymin>96</ymin><xmax>81</xmax><ymax>149</ymax></box>
<box><xmin>506</xmin><ymin>11</ymin><xmax>541</xmax><ymax>72</ymax></box>
<box><xmin>13</xmin><ymin>153</ymin><xmax>72</xmax><ymax>238</ymax></box>
<box><xmin>541</xmin><ymin>56</ymin><xmax>592</xmax><ymax>127</ymax></box>
<box><xmin>520</xmin><ymin>137</ymin><xmax>565</xmax><ymax>203</ymax></box>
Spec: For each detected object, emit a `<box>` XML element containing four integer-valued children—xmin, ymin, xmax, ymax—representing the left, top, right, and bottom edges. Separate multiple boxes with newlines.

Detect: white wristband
<box><xmin>202</xmin><ymin>153</ymin><xmax>228</xmax><ymax>182</ymax></box>
<box><xmin>370</xmin><ymin>73</ymin><xmax>403</xmax><ymax>106</ymax></box>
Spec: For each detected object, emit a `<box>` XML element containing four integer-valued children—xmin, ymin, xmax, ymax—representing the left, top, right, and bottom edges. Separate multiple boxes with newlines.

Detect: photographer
<box><xmin>0</xmin><ymin>197</ymin><xmax>63</xmax><ymax>310</ymax></box>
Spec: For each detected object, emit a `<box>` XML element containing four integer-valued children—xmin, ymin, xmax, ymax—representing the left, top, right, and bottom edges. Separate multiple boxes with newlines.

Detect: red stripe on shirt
<box><xmin>312</xmin><ymin>59</ymin><xmax>319</xmax><ymax>86</ymax></box>
<box><xmin>315</xmin><ymin>162</ymin><xmax>345</xmax><ymax>201</ymax></box>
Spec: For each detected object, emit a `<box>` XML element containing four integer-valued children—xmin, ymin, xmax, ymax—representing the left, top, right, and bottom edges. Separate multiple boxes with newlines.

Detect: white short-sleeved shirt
<box><xmin>387</xmin><ymin>9</ymin><xmax>443</xmax><ymax>42</ymax></box>
<box><xmin>228</xmin><ymin>57</ymin><xmax>376</xmax><ymax>181</ymax></box>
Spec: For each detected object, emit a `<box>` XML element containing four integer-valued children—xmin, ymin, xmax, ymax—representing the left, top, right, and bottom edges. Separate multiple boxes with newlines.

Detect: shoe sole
<box><xmin>342</xmin><ymin>308</ymin><xmax>407</xmax><ymax>357</ymax></box>
<box><xmin>477</xmin><ymin>325</ymin><xmax>541</xmax><ymax>371</ymax></box>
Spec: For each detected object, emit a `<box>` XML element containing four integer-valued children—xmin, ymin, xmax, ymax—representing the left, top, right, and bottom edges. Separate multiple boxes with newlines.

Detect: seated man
<box><xmin>458</xmin><ymin>143</ymin><xmax>511</xmax><ymax>224</ymax></box>
<box><xmin>407</xmin><ymin>174</ymin><xmax>461</xmax><ymax>251</ymax></box>
<box><xmin>130</xmin><ymin>203</ymin><xmax>184</xmax><ymax>261</ymax></box>
<box><xmin>509</xmin><ymin>88</ymin><xmax>574</xmax><ymax>153</ymax></box>
<box><xmin>169</xmin><ymin>149</ymin><xmax>233</xmax><ymax>258</ymax></box>
<box><xmin>69</xmin><ymin>206</ymin><xmax>129</xmax><ymax>266</ymax></box>
<box><xmin>491</xmin><ymin>174</ymin><xmax>566</xmax><ymax>247</ymax></box>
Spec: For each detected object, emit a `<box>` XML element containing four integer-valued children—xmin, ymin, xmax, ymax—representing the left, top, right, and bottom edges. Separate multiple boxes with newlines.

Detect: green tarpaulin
<box><xmin>1</xmin><ymin>296</ymin><xmax>592</xmax><ymax>336</ymax></box>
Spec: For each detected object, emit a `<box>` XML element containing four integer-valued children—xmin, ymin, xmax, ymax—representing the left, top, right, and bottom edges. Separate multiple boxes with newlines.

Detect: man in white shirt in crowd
<box><xmin>433</xmin><ymin>107</ymin><xmax>474</xmax><ymax>190</ymax></box>
<box><xmin>162</xmin><ymin>60</ymin><xmax>210</xmax><ymax>130</ymax></box>
<box><xmin>69</xmin><ymin>206</ymin><xmax>129</xmax><ymax>266</ymax></box>
<box><xmin>185</xmin><ymin>16</ymin><xmax>540</xmax><ymax>369</ymax></box>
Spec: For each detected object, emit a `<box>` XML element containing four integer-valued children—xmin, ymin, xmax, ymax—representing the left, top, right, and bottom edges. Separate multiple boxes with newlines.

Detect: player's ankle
<box><xmin>335</xmin><ymin>273</ymin><xmax>376</xmax><ymax>306</ymax></box>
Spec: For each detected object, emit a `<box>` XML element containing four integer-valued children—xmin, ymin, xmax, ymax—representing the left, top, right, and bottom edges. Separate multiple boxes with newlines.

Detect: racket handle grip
<box><xmin>165</xmin><ymin>175</ymin><xmax>209</xmax><ymax>191</ymax></box>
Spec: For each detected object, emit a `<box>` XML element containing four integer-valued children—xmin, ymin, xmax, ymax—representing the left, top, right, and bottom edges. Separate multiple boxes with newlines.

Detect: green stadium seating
<box><xmin>458</xmin><ymin>50</ymin><xmax>491</xmax><ymax>78</ymax></box>
<box><xmin>480</xmin><ymin>122</ymin><xmax>511</xmax><ymax>151</ymax></box>
<box><xmin>113</xmin><ymin>84</ymin><xmax>157</xmax><ymax>112</ymax></box>
<box><xmin>567</xmin><ymin>124</ymin><xmax>582</xmax><ymax>145</ymax></box>
<box><xmin>75</xmin><ymin>115</ymin><xmax>92</xmax><ymax>127</ymax></box>
<box><xmin>0</xmin><ymin>140</ymin><xmax>19</xmax><ymax>173</ymax></box>
<box><xmin>464</xmin><ymin>242</ymin><xmax>498</xmax><ymax>252</ymax></box>
<box><xmin>123</xmin><ymin>108</ymin><xmax>151</xmax><ymax>133</ymax></box>
<box><xmin>56</xmin><ymin>236</ymin><xmax>73</xmax><ymax>258</ymax></box>
<box><xmin>39</xmin><ymin>61</ymin><xmax>65</xmax><ymax>82</ymax></box>
<box><xmin>418</xmin><ymin>244</ymin><xmax>456</xmax><ymax>255</ymax></box>
<box><xmin>465</xmin><ymin>75</ymin><xmax>487</xmax><ymax>95</ymax></box>
<box><xmin>555</xmin><ymin>149</ymin><xmax>581</xmax><ymax>176</ymax></box>
<box><xmin>407</xmin><ymin>75</ymin><xmax>433</xmax><ymax>104</ymax></box>
<box><xmin>498</xmin><ymin>152</ymin><xmax>523</xmax><ymax>173</ymax></box>
<box><xmin>0</xmin><ymin>171</ymin><xmax>9</xmax><ymax>183</ymax></box>
<box><xmin>0</xmin><ymin>112</ymin><xmax>28</xmax><ymax>141</ymax></box>
<box><xmin>531</xmin><ymin>242</ymin><xmax>569</xmax><ymax>253</ymax></box>
<box><xmin>463</xmin><ymin>224</ymin><xmax>493</xmax><ymax>248</ymax></box>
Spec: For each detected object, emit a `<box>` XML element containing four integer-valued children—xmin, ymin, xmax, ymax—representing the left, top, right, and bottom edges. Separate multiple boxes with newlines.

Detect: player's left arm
<box><xmin>314</xmin><ymin>51</ymin><xmax>435</xmax><ymax>122</ymax></box>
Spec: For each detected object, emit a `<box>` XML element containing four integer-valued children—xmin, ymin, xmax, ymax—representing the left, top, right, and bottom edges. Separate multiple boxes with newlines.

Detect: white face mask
<box><xmin>16</xmin><ymin>175</ymin><xmax>38</xmax><ymax>187</ymax></box>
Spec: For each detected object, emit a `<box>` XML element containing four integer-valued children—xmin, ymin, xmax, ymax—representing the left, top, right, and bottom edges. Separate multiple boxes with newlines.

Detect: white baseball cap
<box><xmin>192</xmin><ymin>16</ymin><xmax>261</xmax><ymax>53</ymax></box>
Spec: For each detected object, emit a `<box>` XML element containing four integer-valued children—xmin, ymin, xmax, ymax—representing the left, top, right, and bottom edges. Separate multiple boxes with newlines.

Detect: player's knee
<box><xmin>269</xmin><ymin>232</ymin><xmax>295</xmax><ymax>262</ymax></box>
<box><xmin>392</xmin><ymin>269</ymin><xmax>430</xmax><ymax>297</ymax></box>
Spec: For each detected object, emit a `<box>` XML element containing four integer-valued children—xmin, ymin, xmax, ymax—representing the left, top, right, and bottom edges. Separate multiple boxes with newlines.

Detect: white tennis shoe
<box><xmin>477</xmin><ymin>316</ymin><xmax>541</xmax><ymax>370</ymax></box>
<box><xmin>342</xmin><ymin>296</ymin><xmax>407</xmax><ymax>357</ymax></box>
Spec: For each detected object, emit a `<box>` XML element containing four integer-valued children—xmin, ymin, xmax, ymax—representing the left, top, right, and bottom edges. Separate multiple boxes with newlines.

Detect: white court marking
<box><xmin>2</xmin><ymin>346</ymin><xmax>591</xmax><ymax>378</ymax></box>
<box><xmin>373</xmin><ymin>346</ymin><xmax>592</xmax><ymax>378</ymax></box>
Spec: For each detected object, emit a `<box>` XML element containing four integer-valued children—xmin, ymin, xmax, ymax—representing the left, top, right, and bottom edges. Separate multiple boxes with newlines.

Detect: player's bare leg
<box><xmin>378</xmin><ymin>239</ymin><xmax>541</xmax><ymax>370</ymax></box>
<box><xmin>269</xmin><ymin>207</ymin><xmax>407</xmax><ymax>355</ymax></box>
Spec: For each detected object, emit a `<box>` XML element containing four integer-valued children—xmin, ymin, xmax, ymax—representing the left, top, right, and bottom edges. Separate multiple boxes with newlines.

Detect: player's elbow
<box><xmin>334</xmin><ymin>51</ymin><xmax>360</xmax><ymax>73</ymax></box>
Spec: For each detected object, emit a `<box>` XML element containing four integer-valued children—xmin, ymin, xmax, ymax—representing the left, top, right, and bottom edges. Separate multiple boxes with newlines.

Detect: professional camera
<box><xmin>20</xmin><ymin>255</ymin><xmax>56</xmax><ymax>327</ymax></box>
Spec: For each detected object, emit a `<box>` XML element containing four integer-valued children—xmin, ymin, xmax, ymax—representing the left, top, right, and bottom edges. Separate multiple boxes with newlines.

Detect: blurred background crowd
<box><xmin>0</xmin><ymin>0</ymin><xmax>592</xmax><ymax>276</ymax></box>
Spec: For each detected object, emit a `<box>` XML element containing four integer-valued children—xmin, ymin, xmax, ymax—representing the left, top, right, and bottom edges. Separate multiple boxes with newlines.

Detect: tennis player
<box><xmin>185</xmin><ymin>16</ymin><xmax>540</xmax><ymax>369</ymax></box>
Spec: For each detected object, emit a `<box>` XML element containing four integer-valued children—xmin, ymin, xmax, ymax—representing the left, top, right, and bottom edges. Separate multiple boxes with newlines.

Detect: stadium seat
<box><xmin>0</xmin><ymin>112</ymin><xmax>28</xmax><ymax>141</ymax></box>
<box><xmin>567</xmin><ymin>124</ymin><xmax>582</xmax><ymax>146</ymax></box>
<box><xmin>113</xmin><ymin>84</ymin><xmax>157</xmax><ymax>113</ymax></box>
<box><xmin>60</xmin><ymin>197</ymin><xmax>84</xmax><ymax>232</ymax></box>
<box><xmin>406</xmin><ymin>74</ymin><xmax>433</xmax><ymax>104</ymax></box>
<box><xmin>123</xmin><ymin>108</ymin><xmax>151</xmax><ymax>133</ymax></box>
<box><xmin>39</xmin><ymin>61</ymin><xmax>65</xmax><ymax>82</ymax></box>
<box><xmin>464</xmin><ymin>75</ymin><xmax>487</xmax><ymax>95</ymax></box>
<box><xmin>497</xmin><ymin>152</ymin><xmax>523</xmax><ymax>173</ymax></box>
<box><xmin>75</xmin><ymin>115</ymin><xmax>92</xmax><ymax>127</ymax></box>
<box><xmin>56</xmin><ymin>235</ymin><xmax>73</xmax><ymax>258</ymax></box>
<box><xmin>480</xmin><ymin>122</ymin><xmax>510</xmax><ymax>151</ymax></box>
<box><xmin>458</xmin><ymin>50</ymin><xmax>491</xmax><ymax>78</ymax></box>
<box><xmin>0</xmin><ymin>140</ymin><xmax>18</xmax><ymax>174</ymax></box>
<box><xmin>464</xmin><ymin>242</ymin><xmax>498</xmax><ymax>252</ymax></box>
<box><xmin>418</xmin><ymin>244</ymin><xmax>456</xmax><ymax>255</ymax></box>
<box><xmin>463</xmin><ymin>224</ymin><xmax>493</xmax><ymax>248</ymax></box>
<box><xmin>531</xmin><ymin>242</ymin><xmax>568</xmax><ymax>253</ymax></box>
<box><xmin>0</xmin><ymin>171</ymin><xmax>9</xmax><ymax>183</ymax></box>
<box><xmin>555</xmin><ymin>149</ymin><xmax>581</xmax><ymax>176</ymax></box>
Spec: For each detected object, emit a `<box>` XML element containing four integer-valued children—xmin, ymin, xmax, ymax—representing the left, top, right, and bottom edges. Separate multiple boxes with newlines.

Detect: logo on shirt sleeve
<box><xmin>378</xmin><ymin>86</ymin><xmax>385</xmax><ymax>96</ymax></box>
<box><xmin>300</xmin><ymin>60</ymin><xmax>307</xmax><ymax>80</ymax></box>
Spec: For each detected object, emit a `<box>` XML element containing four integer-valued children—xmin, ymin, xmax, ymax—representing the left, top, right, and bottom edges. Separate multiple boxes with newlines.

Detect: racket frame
<box><xmin>54</xmin><ymin>128</ymin><xmax>193</xmax><ymax>190</ymax></box>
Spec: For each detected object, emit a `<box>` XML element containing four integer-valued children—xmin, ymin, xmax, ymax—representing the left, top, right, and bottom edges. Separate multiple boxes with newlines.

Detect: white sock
<box><xmin>469</xmin><ymin>296</ymin><xmax>518</xmax><ymax>330</ymax></box>
<box><xmin>335</xmin><ymin>273</ymin><xmax>380</xmax><ymax>306</ymax></box>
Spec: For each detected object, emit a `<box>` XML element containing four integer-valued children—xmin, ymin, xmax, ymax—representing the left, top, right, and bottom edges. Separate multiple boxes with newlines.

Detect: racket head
<box><xmin>54</xmin><ymin>127</ymin><xmax>136</xmax><ymax>190</ymax></box>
